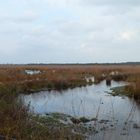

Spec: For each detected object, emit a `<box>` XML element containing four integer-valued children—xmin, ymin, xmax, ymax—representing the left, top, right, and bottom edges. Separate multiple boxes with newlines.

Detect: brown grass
<box><xmin>1</xmin><ymin>64</ymin><xmax>140</xmax><ymax>139</ymax></box>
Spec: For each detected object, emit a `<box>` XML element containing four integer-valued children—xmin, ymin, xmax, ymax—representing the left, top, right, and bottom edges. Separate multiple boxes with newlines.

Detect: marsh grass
<box><xmin>0</xmin><ymin>92</ymin><xmax>83</xmax><ymax>140</ymax></box>
<box><xmin>1</xmin><ymin>64</ymin><xmax>140</xmax><ymax>139</ymax></box>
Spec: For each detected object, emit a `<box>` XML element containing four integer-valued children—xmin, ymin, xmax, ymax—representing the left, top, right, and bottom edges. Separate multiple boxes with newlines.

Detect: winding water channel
<box><xmin>21</xmin><ymin>80</ymin><xmax>140</xmax><ymax>140</ymax></box>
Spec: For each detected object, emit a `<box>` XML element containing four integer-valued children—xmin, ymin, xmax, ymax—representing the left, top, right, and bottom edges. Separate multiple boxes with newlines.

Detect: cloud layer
<box><xmin>0</xmin><ymin>0</ymin><xmax>140</xmax><ymax>63</ymax></box>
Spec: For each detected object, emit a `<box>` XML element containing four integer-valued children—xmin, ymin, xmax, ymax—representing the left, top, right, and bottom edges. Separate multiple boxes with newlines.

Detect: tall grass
<box><xmin>1</xmin><ymin>64</ymin><xmax>140</xmax><ymax>139</ymax></box>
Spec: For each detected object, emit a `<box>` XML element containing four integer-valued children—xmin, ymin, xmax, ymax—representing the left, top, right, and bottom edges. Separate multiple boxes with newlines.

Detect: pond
<box><xmin>21</xmin><ymin>80</ymin><xmax>140</xmax><ymax>140</ymax></box>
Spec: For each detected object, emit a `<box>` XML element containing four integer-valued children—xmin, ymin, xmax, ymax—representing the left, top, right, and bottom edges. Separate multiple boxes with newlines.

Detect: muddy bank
<box><xmin>32</xmin><ymin>112</ymin><xmax>140</xmax><ymax>140</ymax></box>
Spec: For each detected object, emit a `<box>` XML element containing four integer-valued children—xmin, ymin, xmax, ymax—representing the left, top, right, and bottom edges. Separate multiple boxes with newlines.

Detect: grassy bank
<box><xmin>0</xmin><ymin>84</ymin><xmax>84</xmax><ymax>140</ymax></box>
<box><xmin>1</xmin><ymin>64</ymin><xmax>140</xmax><ymax>139</ymax></box>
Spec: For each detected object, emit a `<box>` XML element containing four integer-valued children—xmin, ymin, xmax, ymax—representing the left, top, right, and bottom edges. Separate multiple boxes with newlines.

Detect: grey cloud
<box><xmin>30</xmin><ymin>0</ymin><xmax>140</xmax><ymax>6</ymax></box>
<box><xmin>0</xmin><ymin>16</ymin><xmax>38</xmax><ymax>23</ymax></box>
<box><xmin>0</xmin><ymin>0</ymin><xmax>140</xmax><ymax>63</ymax></box>
<box><xmin>0</xmin><ymin>12</ymin><xmax>39</xmax><ymax>23</ymax></box>
<box><xmin>77</xmin><ymin>0</ymin><xmax>140</xmax><ymax>6</ymax></box>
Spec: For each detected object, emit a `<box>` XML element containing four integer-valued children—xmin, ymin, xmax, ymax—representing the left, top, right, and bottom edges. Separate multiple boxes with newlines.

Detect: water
<box><xmin>25</xmin><ymin>70</ymin><xmax>41</xmax><ymax>75</ymax></box>
<box><xmin>85</xmin><ymin>76</ymin><xmax>95</xmax><ymax>83</ymax></box>
<box><xmin>21</xmin><ymin>80</ymin><xmax>140</xmax><ymax>140</ymax></box>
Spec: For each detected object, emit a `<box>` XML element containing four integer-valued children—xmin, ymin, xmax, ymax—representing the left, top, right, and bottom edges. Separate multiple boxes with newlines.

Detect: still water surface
<box><xmin>21</xmin><ymin>80</ymin><xmax>140</xmax><ymax>140</ymax></box>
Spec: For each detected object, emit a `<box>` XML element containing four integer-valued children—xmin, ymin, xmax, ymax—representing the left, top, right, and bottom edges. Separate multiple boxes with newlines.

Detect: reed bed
<box><xmin>1</xmin><ymin>64</ymin><xmax>140</xmax><ymax>139</ymax></box>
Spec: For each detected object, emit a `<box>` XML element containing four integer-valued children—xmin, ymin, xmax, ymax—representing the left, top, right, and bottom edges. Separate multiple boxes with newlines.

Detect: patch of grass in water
<box><xmin>109</xmin><ymin>86</ymin><xmax>132</xmax><ymax>97</ymax></box>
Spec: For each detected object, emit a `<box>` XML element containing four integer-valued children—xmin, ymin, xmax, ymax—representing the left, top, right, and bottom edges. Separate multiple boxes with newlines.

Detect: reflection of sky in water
<box><xmin>21</xmin><ymin>81</ymin><xmax>140</xmax><ymax>124</ymax></box>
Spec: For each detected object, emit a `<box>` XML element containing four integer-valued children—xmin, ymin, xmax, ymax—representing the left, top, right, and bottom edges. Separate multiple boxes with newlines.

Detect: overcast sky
<box><xmin>0</xmin><ymin>0</ymin><xmax>140</xmax><ymax>63</ymax></box>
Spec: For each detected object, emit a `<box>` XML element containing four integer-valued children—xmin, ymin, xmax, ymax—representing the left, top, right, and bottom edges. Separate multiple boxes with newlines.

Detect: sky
<box><xmin>0</xmin><ymin>0</ymin><xmax>140</xmax><ymax>64</ymax></box>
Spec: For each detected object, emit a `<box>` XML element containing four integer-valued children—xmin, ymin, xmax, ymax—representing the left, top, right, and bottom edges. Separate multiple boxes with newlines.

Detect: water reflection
<box><xmin>21</xmin><ymin>81</ymin><xmax>139</xmax><ymax>120</ymax></box>
<box><xmin>21</xmin><ymin>80</ymin><xmax>140</xmax><ymax>140</ymax></box>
